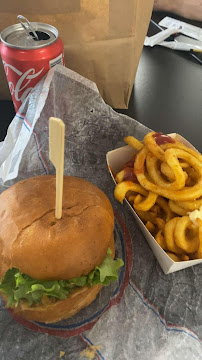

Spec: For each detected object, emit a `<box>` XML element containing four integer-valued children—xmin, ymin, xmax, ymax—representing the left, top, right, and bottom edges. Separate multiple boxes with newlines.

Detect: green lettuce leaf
<box><xmin>0</xmin><ymin>268</ymin><xmax>18</xmax><ymax>307</ymax></box>
<box><xmin>0</xmin><ymin>248</ymin><xmax>124</xmax><ymax>308</ymax></box>
<box><xmin>88</xmin><ymin>248</ymin><xmax>124</xmax><ymax>286</ymax></box>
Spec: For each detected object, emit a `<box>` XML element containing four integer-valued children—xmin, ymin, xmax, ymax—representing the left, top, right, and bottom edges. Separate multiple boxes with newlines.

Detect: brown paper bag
<box><xmin>0</xmin><ymin>0</ymin><xmax>153</xmax><ymax>108</ymax></box>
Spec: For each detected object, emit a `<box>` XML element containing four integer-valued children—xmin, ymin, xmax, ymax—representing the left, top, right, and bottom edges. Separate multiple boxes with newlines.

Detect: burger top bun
<box><xmin>0</xmin><ymin>176</ymin><xmax>114</xmax><ymax>281</ymax></box>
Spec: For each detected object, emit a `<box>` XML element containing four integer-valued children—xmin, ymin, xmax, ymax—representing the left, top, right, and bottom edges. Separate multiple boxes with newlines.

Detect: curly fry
<box><xmin>155</xmin><ymin>217</ymin><xmax>166</xmax><ymax>230</ymax></box>
<box><xmin>134</xmin><ymin>147</ymin><xmax>202</xmax><ymax>201</ymax></box>
<box><xmin>174</xmin><ymin>216</ymin><xmax>199</xmax><ymax>253</ymax></box>
<box><xmin>144</xmin><ymin>132</ymin><xmax>166</xmax><ymax>161</ymax></box>
<box><xmin>150</xmin><ymin>204</ymin><xmax>160</xmax><ymax>217</ymax></box>
<box><xmin>155</xmin><ymin>230</ymin><xmax>168</xmax><ymax>250</ymax></box>
<box><xmin>179</xmin><ymin>161</ymin><xmax>190</xmax><ymax>169</ymax></box>
<box><xmin>185</xmin><ymin>167</ymin><xmax>198</xmax><ymax>183</ymax></box>
<box><xmin>177</xmin><ymin>197</ymin><xmax>202</xmax><ymax>211</ymax></box>
<box><xmin>124</xmin><ymin>136</ymin><xmax>143</xmax><ymax>151</ymax></box>
<box><xmin>146</xmin><ymin>151</ymin><xmax>185</xmax><ymax>190</ymax></box>
<box><xmin>145</xmin><ymin>221</ymin><xmax>155</xmax><ymax>233</ymax></box>
<box><xmin>133</xmin><ymin>191</ymin><xmax>158</xmax><ymax>211</ymax></box>
<box><xmin>180</xmin><ymin>254</ymin><xmax>189</xmax><ymax>261</ymax></box>
<box><xmin>114</xmin><ymin>181</ymin><xmax>147</xmax><ymax>204</ymax></box>
<box><xmin>166</xmin><ymin>252</ymin><xmax>181</xmax><ymax>262</ymax></box>
<box><xmin>164</xmin><ymin>218</ymin><xmax>185</xmax><ymax>254</ymax></box>
<box><xmin>160</xmin><ymin>162</ymin><xmax>175</xmax><ymax>182</ymax></box>
<box><xmin>161</xmin><ymin>161</ymin><xmax>189</xmax><ymax>181</ymax></box>
<box><xmin>115</xmin><ymin>169</ymin><xmax>125</xmax><ymax>183</ymax></box>
<box><xmin>161</xmin><ymin>142</ymin><xmax>202</xmax><ymax>163</ymax></box>
<box><xmin>168</xmin><ymin>200</ymin><xmax>188</xmax><ymax>216</ymax></box>
<box><xmin>193</xmin><ymin>219</ymin><xmax>202</xmax><ymax>259</ymax></box>
<box><xmin>135</xmin><ymin>209</ymin><xmax>156</xmax><ymax>224</ymax></box>
<box><xmin>128</xmin><ymin>195</ymin><xmax>135</xmax><ymax>204</ymax></box>
<box><xmin>156</xmin><ymin>197</ymin><xmax>174</xmax><ymax>221</ymax></box>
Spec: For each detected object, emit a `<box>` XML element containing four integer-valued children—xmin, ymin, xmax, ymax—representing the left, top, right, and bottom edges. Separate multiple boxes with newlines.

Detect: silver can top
<box><xmin>0</xmin><ymin>16</ymin><xmax>59</xmax><ymax>50</ymax></box>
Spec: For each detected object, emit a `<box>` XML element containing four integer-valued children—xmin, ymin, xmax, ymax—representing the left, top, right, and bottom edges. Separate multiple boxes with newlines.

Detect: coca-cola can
<box><xmin>0</xmin><ymin>16</ymin><xmax>64</xmax><ymax>112</ymax></box>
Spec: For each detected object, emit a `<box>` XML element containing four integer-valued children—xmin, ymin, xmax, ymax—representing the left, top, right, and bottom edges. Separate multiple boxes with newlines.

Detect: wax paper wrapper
<box><xmin>0</xmin><ymin>65</ymin><xmax>201</xmax><ymax>360</ymax></box>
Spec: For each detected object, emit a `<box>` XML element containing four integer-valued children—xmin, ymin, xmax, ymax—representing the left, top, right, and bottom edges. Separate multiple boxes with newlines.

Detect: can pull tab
<box><xmin>17</xmin><ymin>15</ymin><xmax>39</xmax><ymax>41</ymax></box>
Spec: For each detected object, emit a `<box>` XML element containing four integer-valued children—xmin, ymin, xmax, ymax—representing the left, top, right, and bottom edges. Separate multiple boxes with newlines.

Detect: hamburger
<box><xmin>0</xmin><ymin>175</ymin><xmax>123</xmax><ymax>323</ymax></box>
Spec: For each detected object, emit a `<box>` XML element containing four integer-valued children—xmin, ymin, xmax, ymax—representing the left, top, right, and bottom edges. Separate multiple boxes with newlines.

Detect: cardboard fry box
<box><xmin>106</xmin><ymin>133</ymin><xmax>202</xmax><ymax>274</ymax></box>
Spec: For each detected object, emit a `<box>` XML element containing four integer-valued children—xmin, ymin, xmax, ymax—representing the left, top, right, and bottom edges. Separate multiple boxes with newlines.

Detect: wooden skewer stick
<box><xmin>49</xmin><ymin>117</ymin><xmax>65</xmax><ymax>219</ymax></box>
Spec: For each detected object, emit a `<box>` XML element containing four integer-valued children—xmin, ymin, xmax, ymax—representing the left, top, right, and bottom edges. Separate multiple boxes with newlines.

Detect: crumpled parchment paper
<box><xmin>0</xmin><ymin>65</ymin><xmax>201</xmax><ymax>360</ymax></box>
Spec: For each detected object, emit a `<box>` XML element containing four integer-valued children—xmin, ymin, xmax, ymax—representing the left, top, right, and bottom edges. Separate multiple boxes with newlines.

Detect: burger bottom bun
<box><xmin>4</xmin><ymin>284</ymin><xmax>103</xmax><ymax>324</ymax></box>
<box><xmin>3</xmin><ymin>235</ymin><xmax>115</xmax><ymax>323</ymax></box>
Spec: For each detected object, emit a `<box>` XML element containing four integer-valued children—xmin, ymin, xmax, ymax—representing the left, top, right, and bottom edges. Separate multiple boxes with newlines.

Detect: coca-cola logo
<box><xmin>3</xmin><ymin>61</ymin><xmax>44</xmax><ymax>104</ymax></box>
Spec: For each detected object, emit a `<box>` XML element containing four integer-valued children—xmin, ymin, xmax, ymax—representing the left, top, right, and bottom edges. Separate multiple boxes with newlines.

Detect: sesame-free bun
<box><xmin>2</xmin><ymin>284</ymin><xmax>103</xmax><ymax>323</ymax></box>
<box><xmin>0</xmin><ymin>176</ymin><xmax>114</xmax><ymax>281</ymax></box>
<box><xmin>2</xmin><ymin>233</ymin><xmax>115</xmax><ymax>324</ymax></box>
<box><xmin>0</xmin><ymin>176</ymin><xmax>115</xmax><ymax>323</ymax></box>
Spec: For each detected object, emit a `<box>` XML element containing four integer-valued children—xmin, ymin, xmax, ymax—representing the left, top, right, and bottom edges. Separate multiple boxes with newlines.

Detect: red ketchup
<box><xmin>123</xmin><ymin>154</ymin><xmax>137</xmax><ymax>168</ymax></box>
<box><xmin>122</xmin><ymin>155</ymin><xmax>138</xmax><ymax>183</ymax></box>
<box><xmin>122</xmin><ymin>167</ymin><xmax>138</xmax><ymax>182</ymax></box>
<box><xmin>153</xmin><ymin>132</ymin><xmax>175</xmax><ymax>145</ymax></box>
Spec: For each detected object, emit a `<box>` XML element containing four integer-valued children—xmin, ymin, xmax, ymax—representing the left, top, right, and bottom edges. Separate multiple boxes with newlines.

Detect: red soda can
<box><xmin>0</xmin><ymin>15</ymin><xmax>64</xmax><ymax>112</ymax></box>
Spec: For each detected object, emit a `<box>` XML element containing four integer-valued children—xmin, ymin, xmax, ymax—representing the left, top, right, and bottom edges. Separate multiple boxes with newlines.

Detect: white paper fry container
<box><xmin>106</xmin><ymin>133</ymin><xmax>202</xmax><ymax>274</ymax></box>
